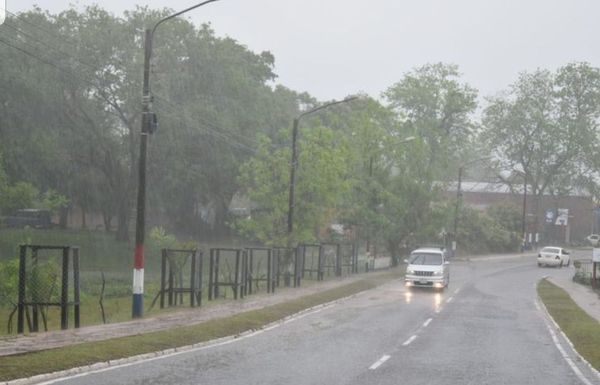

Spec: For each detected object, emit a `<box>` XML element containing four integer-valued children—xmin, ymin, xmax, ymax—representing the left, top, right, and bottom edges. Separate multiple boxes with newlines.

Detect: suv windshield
<box><xmin>409</xmin><ymin>253</ymin><xmax>443</xmax><ymax>265</ymax></box>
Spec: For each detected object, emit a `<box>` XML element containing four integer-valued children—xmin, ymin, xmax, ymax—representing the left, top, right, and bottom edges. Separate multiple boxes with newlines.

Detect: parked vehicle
<box><xmin>586</xmin><ymin>234</ymin><xmax>600</xmax><ymax>247</ymax></box>
<box><xmin>404</xmin><ymin>247</ymin><xmax>450</xmax><ymax>290</ymax></box>
<box><xmin>4</xmin><ymin>209</ymin><xmax>53</xmax><ymax>229</ymax></box>
<box><xmin>537</xmin><ymin>246</ymin><xmax>570</xmax><ymax>267</ymax></box>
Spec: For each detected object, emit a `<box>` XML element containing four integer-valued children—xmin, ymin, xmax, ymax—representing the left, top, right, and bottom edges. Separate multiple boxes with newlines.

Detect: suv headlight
<box><xmin>434</xmin><ymin>270</ymin><xmax>443</xmax><ymax>276</ymax></box>
<box><xmin>406</xmin><ymin>267</ymin><xmax>414</xmax><ymax>274</ymax></box>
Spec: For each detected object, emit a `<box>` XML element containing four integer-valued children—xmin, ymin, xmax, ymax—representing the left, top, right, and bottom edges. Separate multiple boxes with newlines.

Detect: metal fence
<box><xmin>2</xmin><ymin>241</ymin><xmax>376</xmax><ymax>335</ymax></box>
<box><xmin>16</xmin><ymin>245</ymin><xmax>80</xmax><ymax>333</ymax></box>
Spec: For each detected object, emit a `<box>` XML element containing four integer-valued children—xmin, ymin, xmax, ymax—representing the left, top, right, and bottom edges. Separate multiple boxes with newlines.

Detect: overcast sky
<box><xmin>7</xmin><ymin>0</ymin><xmax>600</xmax><ymax>102</ymax></box>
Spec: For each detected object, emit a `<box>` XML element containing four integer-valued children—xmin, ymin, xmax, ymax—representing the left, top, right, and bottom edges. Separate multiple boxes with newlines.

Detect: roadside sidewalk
<box><xmin>547</xmin><ymin>272</ymin><xmax>600</xmax><ymax>323</ymax></box>
<box><xmin>0</xmin><ymin>269</ymin><xmax>394</xmax><ymax>357</ymax></box>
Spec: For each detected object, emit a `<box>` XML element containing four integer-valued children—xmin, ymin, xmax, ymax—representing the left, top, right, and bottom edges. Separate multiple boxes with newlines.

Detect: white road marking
<box><xmin>454</xmin><ymin>288</ymin><xmax>460</xmax><ymax>295</ymax></box>
<box><xmin>544</xmin><ymin>319</ymin><xmax>593</xmax><ymax>385</ymax></box>
<box><xmin>402</xmin><ymin>335</ymin><xmax>418</xmax><ymax>346</ymax></box>
<box><xmin>536</xmin><ymin>299</ymin><xmax>597</xmax><ymax>385</ymax></box>
<box><xmin>422</xmin><ymin>318</ymin><xmax>433</xmax><ymax>328</ymax></box>
<box><xmin>446</xmin><ymin>296</ymin><xmax>453</xmax><ymax>303</ymax></box>
<box><xmin>369</xmin><ymin>355</ymin><xmax>391</xmax><ymax>370</ymax></box>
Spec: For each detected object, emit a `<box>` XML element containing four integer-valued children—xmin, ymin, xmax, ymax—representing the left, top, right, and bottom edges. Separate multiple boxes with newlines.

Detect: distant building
<box><xmin>446</xmin><ymin>181</ymin><xmax>595</xmax><ymax>245</ymax></box>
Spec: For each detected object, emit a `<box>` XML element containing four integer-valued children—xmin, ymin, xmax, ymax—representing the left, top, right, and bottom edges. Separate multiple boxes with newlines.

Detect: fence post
<box><xmin>318</xmin><ymin>245</ymin><xmax>324</xmax><ymax>281</ymax></box>
<box><xmin>17</xmin><ymin>245</ymin><xmax>27</xmax><ymax>334</ymax></box>
<box><xmin>190</xmin><ymin>250</ymin><xmax>197</xmax><ymax>307</ymax></box>
<box><xmin>197</xmin><ymin>251</ymin><xmax>203</xmax><ymax>307</ymax></box>
<box><xmin>73</xmin><ymin>247</ymin><xmax>80</xmax><ymax>329</ymax></box>
<box><xmin>234</xmin><ymin>250</ymin><xmax>240</xmax><ymax>300</ymax></box>
<box><xmin>208</xmin><ymin>249</ymin><xmax>214</xmax><ymax>300</ymax></box>
<box><xmin>60</xmin><ymin>247</ymin><xmax>70</xmax><ymax>330</ymax></box>
<box><xmin>267</xmin><ymin>249</ymin><xmax>272</xmax><ymax>293</ymax></box>
<box><xmin>335</xmin><ymin>244</ymin><xmax>342</xmax><ymax>277</ymax></box>
<box><xmin>160</xmin><ymin>249</ymin><xmax>167</xmax><ymax>308</ymax></box>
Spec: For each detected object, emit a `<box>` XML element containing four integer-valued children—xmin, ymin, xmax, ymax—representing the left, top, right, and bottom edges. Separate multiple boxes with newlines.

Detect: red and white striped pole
<box><xmin>132</xmin><ymin>0</ymin><xmax>221</xmax><ymax>319</ymax></box>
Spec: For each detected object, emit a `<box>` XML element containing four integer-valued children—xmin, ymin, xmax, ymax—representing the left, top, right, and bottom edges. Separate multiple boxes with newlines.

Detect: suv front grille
<box><xmin>415</xmin><ymin>271</ymin><xmax>434</xmax><ymax>276</ymax></box>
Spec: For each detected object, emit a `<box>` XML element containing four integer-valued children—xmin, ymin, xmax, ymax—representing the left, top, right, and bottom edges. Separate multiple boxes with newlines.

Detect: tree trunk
<box><xmin>59</xmin><ymin>206</ymin><xmax>68</xmax><ymax>229</ymax></box>
<box><xmin>81</xmin><ymin>207</ymin><xmax>87</xmax><ymax>230</ymax></box>
<box><xmin>115</xmin><ymin>200</ymin><xmax>130</xmax><ymax>242</ymax></box>
<box><xmin>102</xmin><ymin>211</ymin><xmax>112</xmax><ymax>232</ymax></box>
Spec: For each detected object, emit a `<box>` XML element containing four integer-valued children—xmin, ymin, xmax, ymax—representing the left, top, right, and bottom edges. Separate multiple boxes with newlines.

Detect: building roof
<box><xmin>446</xmin><ymin>181</ymin><xmax>590</xmax><ymax>197</ymax></box>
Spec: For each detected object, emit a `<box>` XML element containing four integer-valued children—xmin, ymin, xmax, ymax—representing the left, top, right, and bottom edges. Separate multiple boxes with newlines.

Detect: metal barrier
<box><xmin>208</xmin><ymin>248</ymin><xmax>246</xmax><ymax>300</ymax></box>
<box><xmin>245</xmin><ymin>248</ymin><xmax>276</xmax><ymax>294</ymax></box>
<box><xmin>17</xmin><ymin>245</ymin><xmax>80</xmax><ymax>334</ymax></box>
<box><xmin>273</xmin><ymin>247</ymin><xmax>301</xmax><ymax>287</ymax></box>
<box><xmin>299</xmin><ymin>244</ymin><xmax>324</xmax><ymax>281</ymax></box>
<box><xmin>158</xmin><ymin>249</ymin><xmax>203</xmax><ymax>308</ymax></box>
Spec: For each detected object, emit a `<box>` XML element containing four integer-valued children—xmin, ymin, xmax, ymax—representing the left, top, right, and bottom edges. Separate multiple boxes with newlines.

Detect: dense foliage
<box><xmin>1</xmin><ymin>5</ymin><xmax>598</xmax><ymax>256</ymax></box>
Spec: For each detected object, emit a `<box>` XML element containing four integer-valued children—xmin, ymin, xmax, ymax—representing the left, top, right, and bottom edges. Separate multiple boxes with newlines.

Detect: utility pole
<box><xmin>452</xmin><ymin>166</ymin><xmax>463</xmax><ymax>256</ymax></box>
<box><xmin>286</xmin><ymin>97</ymin><xmax>357</xmax><ymax>241</ymax></box>
<box><xmin>132</xmin><ymin>28</ymin><xmax>153</xmax><ymax>318</ymax></box>
<box><xmin>521</xmin><ymin>172</ymin><xmax>528</xmax><ymax>252</ymax></box>
<box><xmin>287</xmin><ymin>117</ymin><xmax>299</xmax><ymax>235</ymax></box>
<box><xmin>132</xmin><ymin>0</ymin><xmax>221</xmax><ymax>319</ymax></box>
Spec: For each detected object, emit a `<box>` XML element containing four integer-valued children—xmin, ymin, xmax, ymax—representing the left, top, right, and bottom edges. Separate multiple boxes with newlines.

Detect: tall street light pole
<box><xmin>287</xmin><ymin>96</ymin><xmax>357</xmax><ymax>239</ymax></box>
<box><xmin>521</xmin><ymin>171</ymin><xmax>528</xmax><ymax>251</ymax></box>
<box><xmin>132</xmin><ymin>0</ymin><xmax>221</xmax><ymax>319</ymax></box>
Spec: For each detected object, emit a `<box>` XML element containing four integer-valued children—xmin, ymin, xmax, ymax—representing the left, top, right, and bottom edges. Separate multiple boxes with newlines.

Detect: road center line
<box><xmin>369</xmin><ymin>355</ymin><xmax>391</xmax><ymax>370</ymax></box>
<box><xmin>422</xmin><ymin>318</ymin><xmax>433</xmax><ymax>328</ymax></box>
<box><xmin>454</xmin><ymin>288</ymin><xmax>460</xmax><ymax>294</ymax></box>
<box><xmin>446</xmin><ymin>296</ymin><xmax>453</xmax><ymax>303</ymax></box>
<box><xmin>402</xmin><ymin>335</ymin><xmax>417</xmax><ymax>346</ymax></box>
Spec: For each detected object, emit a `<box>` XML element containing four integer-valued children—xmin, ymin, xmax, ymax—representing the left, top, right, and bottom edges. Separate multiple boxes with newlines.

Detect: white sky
<box><xmin>7</xmin><ymin>0</ymin><xmax>600</xmax><ymax>102</ymax></box>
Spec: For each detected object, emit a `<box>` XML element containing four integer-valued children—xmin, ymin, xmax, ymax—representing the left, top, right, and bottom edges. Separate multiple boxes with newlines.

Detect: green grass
<box><xmin>0</xmin><ymin>228</ymin><xmax>243</xmax><ymax>334</ymax></box>
<box><xmin>537</xmin><ymin>279</ymin><xmax>600</xmax><ymax>371</ymax></box>
<box><xmin>0</xmin><ymin>270</ymin><xmax>401</xmax><ymax>381</ymax></box>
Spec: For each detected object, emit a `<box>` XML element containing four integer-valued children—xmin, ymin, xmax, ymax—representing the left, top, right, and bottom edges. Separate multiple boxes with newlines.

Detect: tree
<box><xmin>384</xmin><ymin>63</ymin><xmax>478</xmax><ymax>179</ymax></box>
<box><xmin>379</xmin><ymin>63</ymin><xmax>478</xmax><ymax>262</ymax></box>
<box><xmin>235</xmin><ymin>123</ymin><xmax>352</xmax><ymax>246</ymax></box>
<box><xmin>0</xmin><ymin>5</ymin><xmax>299</xmax><ymax>241</ymax></box>
<box><xmin>482</xmin><ymin>63</ymin><xmax>600</xmax><ymax>230</ymax></box>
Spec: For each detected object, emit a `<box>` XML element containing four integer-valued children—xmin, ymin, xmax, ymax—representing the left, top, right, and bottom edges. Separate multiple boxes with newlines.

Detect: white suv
<box><xmin>404</xmin><ymin>247</ymin><xmax>450</xmax><ymax>290</ymax></box>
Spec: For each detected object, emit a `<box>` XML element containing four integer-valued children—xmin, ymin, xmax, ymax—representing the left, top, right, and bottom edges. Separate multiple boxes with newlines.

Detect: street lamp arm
<box><xmin>132</xmin><ymin>0</ymin><xmax>221</xmax><ymax>320</ymax></box>
<box><xmin>152</xmin><ymin>0</ymin><xmax>220</xmax><ymax>36</ymax></box>
<box><xmin>297</xmin><ymin>96</ymin><xmax>358</xmax><ymax>120</ymax></box>
<box><xmin>287</xmin><ymin>95</ymin><xmax>358</xmax><ymax>240</ymax></box>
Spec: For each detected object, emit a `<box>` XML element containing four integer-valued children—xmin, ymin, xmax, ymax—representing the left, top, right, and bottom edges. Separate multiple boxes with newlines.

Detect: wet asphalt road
<box><xmin>51</xmin><ymin>254</ymin><xmax>599</xmax><ymax>385</ymax></box>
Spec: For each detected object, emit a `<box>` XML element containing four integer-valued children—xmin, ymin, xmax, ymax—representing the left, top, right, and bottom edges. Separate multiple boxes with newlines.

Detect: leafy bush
<box><xmin>0</xmin><ymin>259</ymin><xmax>19</xmax><ymax>306</ymax></box>
<box><xmin>0</xmin><ymin>182</ymin><xmax>39</xmax><ymax>215</ymax></box>
<box><xmin>458</xmin><ymin>205</ymin><xmax>520</xmax><ymax>253</ymax></box>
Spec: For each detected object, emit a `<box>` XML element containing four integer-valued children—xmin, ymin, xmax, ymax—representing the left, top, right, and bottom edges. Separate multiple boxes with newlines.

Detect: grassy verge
<box><xmin>537</xmin><ymin>279</ymin><xmax>600</xmax><ymax>371</ymax></box>
<box><xmin>0</xmin><ymin>269</ymin><xmax>400</xmax><ymax>381</ymax></box>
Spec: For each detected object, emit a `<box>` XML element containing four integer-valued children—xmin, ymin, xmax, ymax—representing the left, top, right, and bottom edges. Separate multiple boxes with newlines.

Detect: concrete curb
<box><xmin>3</xmin><ymin>284</ymin><xmax>371</xmax><ymax>385</ymax></box>
<box><xmin>536</xmin><ymin>280</ymin><xmax>600</xmax><ymax>382</ymax></box>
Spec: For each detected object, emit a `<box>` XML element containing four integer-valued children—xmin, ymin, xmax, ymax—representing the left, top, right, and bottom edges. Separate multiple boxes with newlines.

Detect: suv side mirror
<box><xmin>403</xmin><ymin>259</ymin><xmax>409</xmax><ymax>264</ymax></box>
<box><xmin>444</xmin><ymin>261</ymin><xmax>450</xmax><ymax>265</ymax></box>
